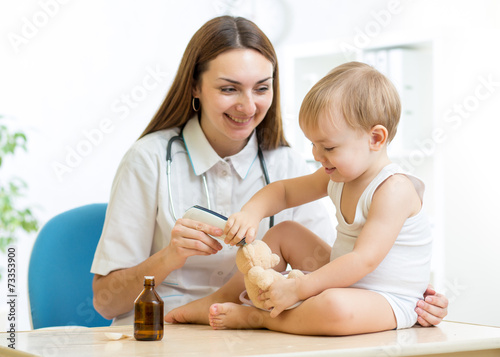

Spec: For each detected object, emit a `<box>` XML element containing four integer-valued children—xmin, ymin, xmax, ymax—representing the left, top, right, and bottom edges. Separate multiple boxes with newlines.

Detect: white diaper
<box><xmin>372</xmin><ymin>290</ymin><xmax>419</xmax><ymax>329</ymax></box>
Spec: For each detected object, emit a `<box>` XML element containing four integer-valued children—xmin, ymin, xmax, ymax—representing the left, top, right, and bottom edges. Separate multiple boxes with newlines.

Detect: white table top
<box><xmin>1</xmin><ymin>321</ymin><xmax>500</xmax><ymax>357</ymax></box>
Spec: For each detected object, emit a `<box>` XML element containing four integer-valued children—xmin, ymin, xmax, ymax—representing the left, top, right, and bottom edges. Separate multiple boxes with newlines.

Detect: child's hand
<box><xmin>416</xmin><ymin>284</ymin><xmax>449</xmax><ymax>326</ymax></box>
<box><xmin>260</xmin><ymin>278</ymin><xmax>301</xmax><ymax>318</ymax></box>
<box><xmin>223</xmin><ymin>211</ymin><xmax>260</xmax><ymax>245</ymax></box>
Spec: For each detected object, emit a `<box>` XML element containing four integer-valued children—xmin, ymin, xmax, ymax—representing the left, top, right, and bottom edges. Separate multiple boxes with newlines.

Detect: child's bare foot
<box><xmin>165</xmin><ymin>273</ymin><xmax>246</xmax><ymax>325</ymax></box>
<box><xmin>209</xmin><ymin>303</ymin><xmax>265</xmax><ymax>330</ymax></box>
<box><xmin>165</xmin><ymin>297</ymin><xmax>213</xmax><ymax>325</ymax></box>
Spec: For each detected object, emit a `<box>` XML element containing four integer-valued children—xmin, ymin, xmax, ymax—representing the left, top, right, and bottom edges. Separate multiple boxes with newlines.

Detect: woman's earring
<box><xmin>192</xmin><ymin>97</ymin><xmax>200</xmax><ymax>112</ymax></box>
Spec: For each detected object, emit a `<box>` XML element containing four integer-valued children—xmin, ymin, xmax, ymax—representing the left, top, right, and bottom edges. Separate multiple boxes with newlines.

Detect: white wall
<box><xmin>1</xmin><ymin>0</ymin><xmax>499</xmax><ymax>330</ymax></box>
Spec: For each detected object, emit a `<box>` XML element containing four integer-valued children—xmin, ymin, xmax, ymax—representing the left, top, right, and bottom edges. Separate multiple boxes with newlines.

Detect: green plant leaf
<box><xmin>0</xmin><ymin>118</ymin><xmax>39</xmax><ymax>255</ymax></box>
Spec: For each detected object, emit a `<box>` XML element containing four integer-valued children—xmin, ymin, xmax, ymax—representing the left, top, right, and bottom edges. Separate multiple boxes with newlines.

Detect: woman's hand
<box><xmin>224</xmin><ymin>211</ymin><xmax>261</xmax><ymax>245</ymax></box>
<box><xmin>168</xmin><ymin>218</ymin><xmax>224</xmax><ymax>269</ymax></box>
<box><xmin>259</xmin><ymin>278</ymin><xmax>301</xmax><ymax>318</ymax></box>
<box><xmin>415</xmin><ymin>285</ymin><xmax>449</xmax><ymax>326</ymax></box>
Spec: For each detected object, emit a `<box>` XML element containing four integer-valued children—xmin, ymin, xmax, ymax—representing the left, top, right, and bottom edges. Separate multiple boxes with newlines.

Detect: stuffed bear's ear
<box><xmin>271</xmin><ymin>253</ymin><xmax>280</xmax><ymax>267</ymax></box>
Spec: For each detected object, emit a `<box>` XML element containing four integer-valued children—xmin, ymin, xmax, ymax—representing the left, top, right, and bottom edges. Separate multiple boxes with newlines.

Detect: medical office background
<box><xmin>1</xmin><ymin>0</ymin><xmax>499</xmax><ymax>331</ymax></box>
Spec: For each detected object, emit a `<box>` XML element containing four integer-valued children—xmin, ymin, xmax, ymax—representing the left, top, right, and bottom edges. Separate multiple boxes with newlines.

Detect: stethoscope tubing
<box><xmin>166</xmin><ymin>128</ymin><xmax>274</xmax><ymax>229</ymax></box>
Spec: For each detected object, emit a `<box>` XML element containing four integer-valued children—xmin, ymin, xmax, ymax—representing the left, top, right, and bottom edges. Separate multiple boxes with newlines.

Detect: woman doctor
<box><xmin>91</xmin><ymin>15</ymin><xmax>448</xmax><ymax>327</ymax></box>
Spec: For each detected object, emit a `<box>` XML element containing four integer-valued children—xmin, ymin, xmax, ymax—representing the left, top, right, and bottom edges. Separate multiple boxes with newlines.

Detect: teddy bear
<box><xmin>236</xmin><ymin>240</ymin><xmax>304</xmax><ymax>310</ymax></box>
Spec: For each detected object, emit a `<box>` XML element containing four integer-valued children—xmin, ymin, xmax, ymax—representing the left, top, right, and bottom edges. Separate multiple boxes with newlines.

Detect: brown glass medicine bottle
<box><xmin>134</xmin><ymin>276</ymin><xmax>164</xmax><ymax>341</ymax></box>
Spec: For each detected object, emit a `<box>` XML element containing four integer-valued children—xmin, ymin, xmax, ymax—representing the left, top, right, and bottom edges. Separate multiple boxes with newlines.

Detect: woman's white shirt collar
<box><xmin>182</xmin><ymin>116</ymin><xmax>259</xmax><ymax>180</ymax></box>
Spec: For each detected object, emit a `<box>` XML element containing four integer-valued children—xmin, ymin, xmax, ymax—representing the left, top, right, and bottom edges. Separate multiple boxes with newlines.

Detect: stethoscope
<box><xmin>166</xmin><ymin>127</ymin><xmax>275</xmax><ymax>228</ymax></box>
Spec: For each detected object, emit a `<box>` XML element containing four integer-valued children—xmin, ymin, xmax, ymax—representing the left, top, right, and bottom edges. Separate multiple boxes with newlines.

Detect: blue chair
<box><xmin>28</xmin><ymin>203</ymin><xmax>112</xmax><ymax>329</ymax></box>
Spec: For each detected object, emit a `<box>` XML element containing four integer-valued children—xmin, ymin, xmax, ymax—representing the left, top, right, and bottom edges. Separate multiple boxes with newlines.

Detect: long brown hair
<box><xmin>139</xmin><ymin>16</ymin><xmax>288</xmax><ymax>150</ymax></box>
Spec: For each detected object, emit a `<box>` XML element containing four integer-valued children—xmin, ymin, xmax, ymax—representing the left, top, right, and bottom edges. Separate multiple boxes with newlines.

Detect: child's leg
<box><xmin>165</xmin><ymin>221</ymin><xmax>330</xmax><ymax>325</ymax></box>
<box><xmin>164</xmin><ymin>271</ymin><xmax>246</xmax><ymax>325</ymax></box>
<box><xmin>209</xmin><ymin>288</ymin><xmax>397</xmax><ymax>336</ymax></box>
<box><xmin>263</xmin><ymin>221</ymin><xmax>331</xmax><ymax>273</ymax></box>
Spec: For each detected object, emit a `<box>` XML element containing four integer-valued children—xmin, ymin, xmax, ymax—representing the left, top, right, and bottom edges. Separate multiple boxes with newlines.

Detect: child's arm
<box><xmin>264</xmin><ymin>174</ymin><xmax>422</xmax><ymax>317</ymax></box>
<box><xmin>223</xmin><ymin>168</ymin><xmax>329</xmax><ymax>245</ymax></box>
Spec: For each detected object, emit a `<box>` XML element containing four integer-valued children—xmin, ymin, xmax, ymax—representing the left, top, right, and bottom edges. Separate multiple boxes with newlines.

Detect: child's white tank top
<box><xmin>327</xmin><ymin>163</ymin><xmax>432</xmax><ymax>300</ymax></box>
